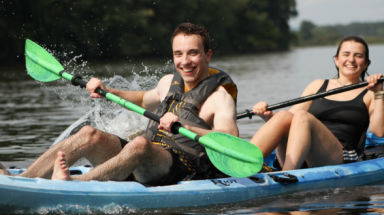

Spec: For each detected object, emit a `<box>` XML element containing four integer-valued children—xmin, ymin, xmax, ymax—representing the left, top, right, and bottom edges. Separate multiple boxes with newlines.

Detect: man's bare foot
<box><xmin>0</xmin><ymin>163</ymin><xmax>12</xmax><ymax>176</ymax></box>
<box><xmin>52</xmin><ymin>151</ymin><xmax>70</xmax><ymax>181</ymax></box>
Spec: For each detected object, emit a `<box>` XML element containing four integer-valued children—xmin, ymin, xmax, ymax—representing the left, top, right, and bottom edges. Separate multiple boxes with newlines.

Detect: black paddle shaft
<box><xmin>237</xmin><ymin>77</ymin><xmax>384</xmax><ymax>120</ymax></box>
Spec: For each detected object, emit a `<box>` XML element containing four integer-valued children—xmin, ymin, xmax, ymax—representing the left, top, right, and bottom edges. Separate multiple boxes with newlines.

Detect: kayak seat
<box><xmin>361</xmin><ymin>145</ymin><xmax>384</xmax><ymax>161</ymax></box>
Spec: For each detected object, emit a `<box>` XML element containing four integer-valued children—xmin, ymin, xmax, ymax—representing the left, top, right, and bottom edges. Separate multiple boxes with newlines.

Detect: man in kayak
<box><xmin>0</xmin><ymin>23</ymin><xmax>239</xmax><ymax>185</ymax></box>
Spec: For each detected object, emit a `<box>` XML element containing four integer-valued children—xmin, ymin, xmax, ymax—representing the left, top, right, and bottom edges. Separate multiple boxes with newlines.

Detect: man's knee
<box><xmin>77</xmin><ymin>125</ymin><xmax>102</xmax><ymax>146</ymax></box>
<box><xmin>121</xmin><ymin>136</ymin><xmax>152</xmax><ymax>156</ymax></box>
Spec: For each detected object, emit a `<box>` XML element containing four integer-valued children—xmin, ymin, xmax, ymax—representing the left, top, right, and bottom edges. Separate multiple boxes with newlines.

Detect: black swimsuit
<box><xmin>308</xmin><ymin>80</ymin><xmax>369</xmax><ymax>162</ymax></box>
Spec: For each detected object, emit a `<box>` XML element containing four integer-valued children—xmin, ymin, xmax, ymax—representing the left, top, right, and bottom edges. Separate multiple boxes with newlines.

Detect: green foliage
<box><xmin>299</xmin><ymin>21</ymin><xmax>316</xmax><ymax>41</ymax></box>
<box><xmin>296</xmin><ymin>20</ymin><xmax>384</xmax><ymax>47</ymax></box>
<box><xmin>334</xmin><ymin>22</ymin><xmax>384</xmax><ymax>37</ymax></box>
<box><xmin>0</xmin><ymin>0</ymin><xmax>297</xmax><ymax>63</ymax></box>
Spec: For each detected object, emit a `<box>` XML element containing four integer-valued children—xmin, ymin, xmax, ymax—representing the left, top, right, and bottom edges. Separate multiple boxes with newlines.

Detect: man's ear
<box><xmin>206</xmin><ymin>49</ymin><xmax>212</xmax><ymax>63</ymax></box>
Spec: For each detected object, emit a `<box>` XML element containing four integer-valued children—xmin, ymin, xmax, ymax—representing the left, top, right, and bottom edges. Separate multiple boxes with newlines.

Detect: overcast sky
<box><xmin>289</xmin><ymin>0</ymin><xmax>384</xmax><ymax>29</ymax></box>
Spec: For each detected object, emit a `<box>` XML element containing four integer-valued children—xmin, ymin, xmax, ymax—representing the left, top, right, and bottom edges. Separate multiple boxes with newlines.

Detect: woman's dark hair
<box><xmin>334</xmin><ymin>36</ymin><xmax>371</xmax><ymax>81</ymax></box>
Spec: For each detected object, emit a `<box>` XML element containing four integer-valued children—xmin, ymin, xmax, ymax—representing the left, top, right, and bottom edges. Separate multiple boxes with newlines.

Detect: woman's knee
<box><xmin>292</xmin><ymin>110</ymin><xmax>312</xmax><ymax>124</ymax></box>
<box><xmin>272</xmin><ymin>110</ymin><xmax>293</xmax><ymax>128</ymax></box>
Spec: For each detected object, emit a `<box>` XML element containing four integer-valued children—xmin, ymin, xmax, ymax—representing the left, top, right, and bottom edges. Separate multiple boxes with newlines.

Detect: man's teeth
<box><xmin>184</xmin><ymin>69</ymin><xmax>193</xmax><ymax>72</ymax></box>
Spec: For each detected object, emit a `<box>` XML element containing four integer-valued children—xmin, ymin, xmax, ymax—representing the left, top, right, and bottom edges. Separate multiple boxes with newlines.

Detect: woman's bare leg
<box><xmin>283</xmin><ymin>110</ymin><xmax>344</xmax><ymax>170</ymax></box>
<box><xmin>250</xmin><ymin>110</ymin><xmax>293</xmax><ymax>158</ymax></box>
<box><xmin>275</xmin><ymin>139</ymin><xmax>289</xmax><ymax>168</ymax></box>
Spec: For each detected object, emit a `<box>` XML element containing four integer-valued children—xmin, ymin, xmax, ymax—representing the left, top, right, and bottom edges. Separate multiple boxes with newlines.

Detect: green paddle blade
<box><xmin>25</xmin><ymin>39</ymin><xmax>62</xmax><ymax>82</ymax></box>
<box><xmin>201</xmin><ymin>132</ymin><xmax>263</xmax><ymax>178</ymax></box>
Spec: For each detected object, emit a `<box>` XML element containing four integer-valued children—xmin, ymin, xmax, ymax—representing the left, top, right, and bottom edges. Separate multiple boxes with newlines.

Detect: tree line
<box><xmin>296</xmin><ymin>20</ymin><xmax>384</xmax><ymax>47</ymax></box>
<box><xmin>0</xmin><ymin>0</ymin><xmax>297</xmax><ymax>63</ymax></box>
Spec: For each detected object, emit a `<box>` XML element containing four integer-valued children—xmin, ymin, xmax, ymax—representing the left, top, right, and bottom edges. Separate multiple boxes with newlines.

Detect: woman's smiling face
<box><xmin>335</xmin><ymin>41</ymin><xmax>369</xmax><ymax>78</ymax></box>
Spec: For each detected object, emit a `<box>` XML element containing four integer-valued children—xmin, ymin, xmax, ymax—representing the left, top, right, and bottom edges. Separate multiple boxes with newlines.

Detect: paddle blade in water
<box><xmin>25</xmin><ymin>39</ymin><xmax>62</xmax><ymax>82</ymax></box>
<box><xmin>200</xmin><ymin>132</ymin><xmax>263</xmax><ymax>178</ymax></box>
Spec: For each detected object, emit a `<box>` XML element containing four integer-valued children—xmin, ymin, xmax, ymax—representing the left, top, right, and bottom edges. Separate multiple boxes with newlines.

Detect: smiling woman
<box><xmin>248</xmin><ymin>36</ymin><xmax>384</xmax><ymax>171</ymax></box>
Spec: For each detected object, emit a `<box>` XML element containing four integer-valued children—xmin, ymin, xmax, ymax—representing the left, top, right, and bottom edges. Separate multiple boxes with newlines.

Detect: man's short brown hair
<box><xmin>171</xmin><ymin>23</ymin><xmax>210</xmax><ymax>53</ymax></box>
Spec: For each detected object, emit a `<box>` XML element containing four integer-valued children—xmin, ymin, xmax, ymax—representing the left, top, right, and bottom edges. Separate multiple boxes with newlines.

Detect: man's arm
<box><xmin>86</xmin><ymin>75</ymin><xmax>173</xmax><ymax>112</ymax></box>
<box><xmin>206</xmin><ymin>89</ymin><xmax>239</xmax><ymax>136</ymax></box>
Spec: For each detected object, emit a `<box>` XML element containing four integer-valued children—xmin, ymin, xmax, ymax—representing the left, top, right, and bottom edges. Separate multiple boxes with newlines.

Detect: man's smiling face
<box><xmin>172</xmin><ymin>34</ymin><xmax>212</xmax><ymax>90</ymax></box>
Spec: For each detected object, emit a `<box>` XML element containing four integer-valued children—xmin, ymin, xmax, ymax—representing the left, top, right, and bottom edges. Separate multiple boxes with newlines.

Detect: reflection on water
<box><xmin>1</xmin><ymin>45</ymin><xmax>384</xmax><ymax>214</ymax></box>
<box><xmin>222</xmin><ymin>185</ymin><xmax>384</xmax><ymax>214</ymax></box>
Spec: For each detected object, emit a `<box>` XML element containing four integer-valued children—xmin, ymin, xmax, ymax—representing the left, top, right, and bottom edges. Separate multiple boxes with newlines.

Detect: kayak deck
<box><xmin>2</xmin><ymin>133</ymin><xmax>384</xmax><ymax>212</ymax></box>
<box><xmin>2</xmin><ymin>156</ymin><xmax>384</xmax><ymax>212</ymax></box>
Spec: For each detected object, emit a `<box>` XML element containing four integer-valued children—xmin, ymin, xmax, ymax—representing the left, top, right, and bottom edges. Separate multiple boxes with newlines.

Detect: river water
<box><xmin>1</xmin><ymin>44</ymin><xmax>384</xmax><ymax>214</ymax></box>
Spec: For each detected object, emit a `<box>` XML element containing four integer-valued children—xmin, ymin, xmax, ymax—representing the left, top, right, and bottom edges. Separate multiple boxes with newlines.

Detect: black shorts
<box><xmin>124</xmin><ymin>149</ymin><xmax>191</xmax><ymax>186</ymax></box>
<box><xmin>152</xmin><ymin>148</ymin><xmax>229</xmax><ymax>186</ymax></box>
<box><xmin>117</xmin><ymin>136</ymin><xmax>227</xmax><ymax>185</ymax></box>
<box><xmin>117</xmin><ymin>136</ymin><xmax>190</xmax><ymax>185</ymax></box>
<box><xmin>150</xmin><ymin>148</ymin><xmax>191</xmax><ymax>186</ymax></box>
<box><xmin>117</xmin><ymin>136</ymin><xmax>129</xmax><ymax>148</ymax></box>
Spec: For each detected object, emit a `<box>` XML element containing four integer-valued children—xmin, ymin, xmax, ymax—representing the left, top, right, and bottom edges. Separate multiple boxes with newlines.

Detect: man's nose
<box><xmin>181</xmin><ymin>54</ymin><xmax>191</xmax><ymax>65</ymax></box>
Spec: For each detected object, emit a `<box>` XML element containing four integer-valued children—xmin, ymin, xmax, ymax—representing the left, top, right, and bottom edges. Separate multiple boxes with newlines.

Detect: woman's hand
<box><xmin>367</xmin><ymin>73</ymin><xmax>383</xmax><ymax>92</ymax></box>
<box><xmin>252</xmin><ymin>101</ymin><xmax>272</xmax><ymax>118</ymax></box>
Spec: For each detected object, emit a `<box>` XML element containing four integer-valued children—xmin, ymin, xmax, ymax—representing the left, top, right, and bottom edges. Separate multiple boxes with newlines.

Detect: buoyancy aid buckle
<box><xmin>152</xmin><ymin>136</ymin><xmax>162</xmax><ymax>143</ymax></box>
<box><xmin>173</xmin><ymin>93</ymin><xmax>182</xmax><ymax>101</ymax></box>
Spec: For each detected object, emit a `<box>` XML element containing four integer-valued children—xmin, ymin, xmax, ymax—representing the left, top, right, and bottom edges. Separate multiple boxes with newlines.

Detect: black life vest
<box><xmin>142</xmin><ymin>68</ymin><xmax>237</xmax><ymax>174</ymax></box>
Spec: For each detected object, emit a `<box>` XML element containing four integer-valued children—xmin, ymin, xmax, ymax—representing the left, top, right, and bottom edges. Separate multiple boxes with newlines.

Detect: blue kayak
<box><xmin>1</xmin><ymin>133</ymin><xmax>384</xmax><ymax>213</ymax></box>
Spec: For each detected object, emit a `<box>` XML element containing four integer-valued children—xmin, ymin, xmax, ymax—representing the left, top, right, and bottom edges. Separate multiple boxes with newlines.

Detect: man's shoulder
<box><xmin>157</xmin><ymin>74</ymin><xmax>174</xmax><ymax>89</ymax></box>
<box><xmin>159</xmin><ymin>74</ymin><xmax>174</xmax><ymax>84</ymax></box>
<box><xmin>214</xmin><ymin>85</ymin><xmax>229</xmax><ymax>93</ymax></box>
<box><xmin>151</xmin><ymin>74</ymin><xmax>174</xmax><ymax>100</ymax></box>
<box><xmin>207</xmin><ymin>86</ymin><xmax>235</xmax><ymax>104</ymax></box>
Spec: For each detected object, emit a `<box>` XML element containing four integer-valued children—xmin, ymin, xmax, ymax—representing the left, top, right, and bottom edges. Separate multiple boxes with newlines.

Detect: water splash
<box><xmin>37</xmin><ymin>50</ymin><xmax>174</xmax><ymax>147</ymax></box>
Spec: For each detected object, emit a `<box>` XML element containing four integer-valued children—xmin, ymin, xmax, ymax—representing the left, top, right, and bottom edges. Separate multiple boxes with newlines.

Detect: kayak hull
<box><xmin>1</xmin><ymin>157</ymin><xmax>384</xmax><ymax>212</ymax></box>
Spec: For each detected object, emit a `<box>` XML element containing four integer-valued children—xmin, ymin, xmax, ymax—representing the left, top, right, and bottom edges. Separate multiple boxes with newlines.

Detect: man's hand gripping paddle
<box><xmin>25</xmin><ymin>39</ymin><xmax>263</xmax><ymax>178</ymax></box>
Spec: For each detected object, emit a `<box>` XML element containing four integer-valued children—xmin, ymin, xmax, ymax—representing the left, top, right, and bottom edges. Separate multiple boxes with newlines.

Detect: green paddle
<box><xmin>25</xmin><ymin>39</ymin><xmax>263</xmax><ymax>178</ymax></box>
